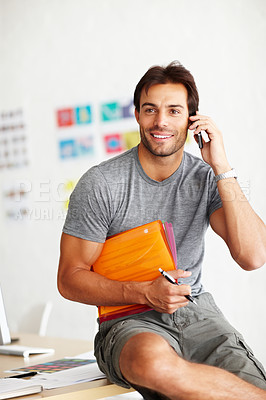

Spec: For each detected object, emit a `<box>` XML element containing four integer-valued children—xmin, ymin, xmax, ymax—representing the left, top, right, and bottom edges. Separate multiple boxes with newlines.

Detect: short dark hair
<box><xmin>133</xmin><ymin>61</ymin><xmax>199</xmax><ymax>116</ymax></box>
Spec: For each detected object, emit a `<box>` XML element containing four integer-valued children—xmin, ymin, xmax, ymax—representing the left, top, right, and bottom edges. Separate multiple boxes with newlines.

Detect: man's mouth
<box><xmin>151</xmin><ymin>133</ymin><xmax>173</xmax><ymax>139</ymax></box>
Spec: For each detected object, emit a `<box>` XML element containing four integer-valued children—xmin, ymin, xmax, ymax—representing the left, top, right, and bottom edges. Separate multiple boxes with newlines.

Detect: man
<box><xmin>57</xmin><ymin>61</ymin><xmax>266</xmax><ymax>399</ymax></box>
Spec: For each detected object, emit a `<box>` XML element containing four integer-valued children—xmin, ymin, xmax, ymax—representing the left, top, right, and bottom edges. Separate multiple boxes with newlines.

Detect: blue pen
<box><xmin>158</xmin><ymin>268</ymin><xmax>198</xmax><ymax>305</ymax></box>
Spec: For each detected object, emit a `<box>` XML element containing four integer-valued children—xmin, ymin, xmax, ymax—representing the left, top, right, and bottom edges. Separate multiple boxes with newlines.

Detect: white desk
<box><xmin>0</xmin><ymin>333</ymin><xmax>134</xmax><ymax>399</ymax></box>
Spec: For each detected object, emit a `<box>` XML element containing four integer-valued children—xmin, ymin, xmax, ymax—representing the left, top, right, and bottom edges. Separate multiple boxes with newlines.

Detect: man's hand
<box><xmin>189</xmin><ymin>112</ymin><xmax>231</xmax><ymax>175</ymax></box>
<box><xmin>144</xmin><ymin>269</ymin><xmax>192</xmax><ymax>314</ymax></box>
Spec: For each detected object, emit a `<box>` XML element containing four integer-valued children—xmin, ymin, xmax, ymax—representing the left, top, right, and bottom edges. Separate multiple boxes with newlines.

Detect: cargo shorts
<box><xmin>94</xmin><ymin>292</ymin><xmax>266</xmax><ymax>390</ymax></box>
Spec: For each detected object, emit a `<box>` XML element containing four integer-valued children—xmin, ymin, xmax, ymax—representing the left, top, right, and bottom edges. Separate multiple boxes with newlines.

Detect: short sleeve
<box><xmin>63</xmin><ymin>166</ymin><xmax>113</xmax><ymax>242</ymax></box>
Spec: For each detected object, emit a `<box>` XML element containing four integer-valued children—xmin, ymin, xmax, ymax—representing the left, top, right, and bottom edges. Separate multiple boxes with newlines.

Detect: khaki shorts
<box><xmin>94</xmin><ymin>292</ymin><xmax>266</xmax><ymax>390</ymax></box>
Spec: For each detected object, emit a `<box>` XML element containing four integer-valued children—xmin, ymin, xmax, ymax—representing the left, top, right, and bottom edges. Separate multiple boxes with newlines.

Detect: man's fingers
<box><xmin>177</xmin><ymin>284</ymin><xmax>192</xmax><ymax>296</ymax></box>
<box><xmin>194</xmin><ymin>133</ymin><xmax>206</xmax><ymax>147</ymax></box>
<box><xmin>192</xmin><ymin>124</ymin><xmax>210</xmax><ymax>135</ymax></box>
<box><xmin>168</xmin><ymin>269</ymin><xmax>191</xmax><ymax>280</ymax></box>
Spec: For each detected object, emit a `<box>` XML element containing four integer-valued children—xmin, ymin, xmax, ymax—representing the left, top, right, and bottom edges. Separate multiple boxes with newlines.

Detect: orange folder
<box><xmin>92</xmin><ymin>220</ymin><xmax>177</xmax><ymax>322</ymax></box>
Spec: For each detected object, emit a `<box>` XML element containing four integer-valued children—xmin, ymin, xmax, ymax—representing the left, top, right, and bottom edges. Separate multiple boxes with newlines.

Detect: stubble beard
<box><xmin>139</xmin><ymin>125</ymin><xmax>188</xmax><ymax>157</ymax></box>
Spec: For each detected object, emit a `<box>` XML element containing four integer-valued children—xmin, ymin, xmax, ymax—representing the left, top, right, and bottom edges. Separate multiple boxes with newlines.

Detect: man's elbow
<box><xmin>57</xmin><ymin>273</ymin><xmax>71</xmax><ymax>300</ymax></box>
<box><xmin>235</xmin><ymin>253</ymin><xmax>266</xmax><ymax>271</ymax></box>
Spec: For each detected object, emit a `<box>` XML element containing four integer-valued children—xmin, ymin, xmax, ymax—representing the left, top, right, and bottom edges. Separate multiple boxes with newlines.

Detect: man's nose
<box><xmin>154</xmin><ymin>111</ymin><xmax>168</xmax><ymax>127</ymax></box>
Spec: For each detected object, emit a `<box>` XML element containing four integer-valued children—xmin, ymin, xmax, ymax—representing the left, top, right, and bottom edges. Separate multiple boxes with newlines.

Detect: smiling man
<box><xmin>58</xmin><ymin>61</ymin><xmax>266</xmax><ymax>399</ymax></box>
<box><xmin>136</xmin><ymin>83</ymin><xmax>190</xmax><ymax>182</ymax></box>
<box><xmin>137</xmin><ymin>83</ymin><xmax>188</xmax><ymax>155</ymax></box>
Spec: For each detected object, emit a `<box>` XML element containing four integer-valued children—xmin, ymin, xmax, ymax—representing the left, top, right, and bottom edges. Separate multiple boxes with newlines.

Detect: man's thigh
<box><xmin>179</xmin><ymin>293</ymin><xmax>266</xmax><ymax>390</ymax></box>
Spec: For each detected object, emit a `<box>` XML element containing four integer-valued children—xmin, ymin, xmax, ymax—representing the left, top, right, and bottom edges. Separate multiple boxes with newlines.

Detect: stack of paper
<box><xmin>7</xmin><ymin>352</ymin><xmax>106</xmax><ymax>390</ymax></box>
<box><xmin>0</xmin><ymin>378</ymin><xmax>42</xmax><ymax>399</ymax></box>
<box><xmin>30</xmin><ymin>363</ymin><xmax>105</xmax><ymax>389</ymax></box>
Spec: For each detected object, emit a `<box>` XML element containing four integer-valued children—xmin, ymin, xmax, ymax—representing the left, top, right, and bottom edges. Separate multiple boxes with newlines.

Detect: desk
<box><xmin>0</xmin><ymin>333</ymin><xmax>134</xmax><ymax>399</ymax></box>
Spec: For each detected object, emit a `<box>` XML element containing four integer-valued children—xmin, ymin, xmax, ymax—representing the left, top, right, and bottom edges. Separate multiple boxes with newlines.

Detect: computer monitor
<box><xmin>0</xmin><ymin>285</ymin><xmax>11</xmax><ymax>345</ymax></box>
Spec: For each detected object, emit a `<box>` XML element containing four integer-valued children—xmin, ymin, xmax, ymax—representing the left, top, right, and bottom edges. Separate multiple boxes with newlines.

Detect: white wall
<box><xmin>0</xmin><ymin>0</ymin><xmax>265</xmax><ymax>366</ymax></box>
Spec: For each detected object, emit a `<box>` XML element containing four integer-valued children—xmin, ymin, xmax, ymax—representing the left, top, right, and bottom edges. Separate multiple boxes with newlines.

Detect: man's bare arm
<box><xmin>210</xmin><ymin>192</ymin><xmax>266</xmax><ymax>270</ymax></box>
<box><xmin>57</xmin><ymin>232</ymin><xmax>192</xmax><ymax>312</ymax></box>
<box><xmin>189</xmin><ymin>112</ymin><xmax>266</xmax><ymax>270</ymax></box>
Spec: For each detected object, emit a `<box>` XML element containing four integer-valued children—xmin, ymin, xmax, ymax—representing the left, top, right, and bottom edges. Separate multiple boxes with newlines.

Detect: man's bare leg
<box><xmin>119</xmin><ymin>333</ymin><xmax>266</xmax><ymax>400</ymax></box>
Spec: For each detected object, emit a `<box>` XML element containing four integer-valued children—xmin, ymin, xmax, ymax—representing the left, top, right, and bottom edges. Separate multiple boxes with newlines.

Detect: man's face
<box><xmin>135</xmin><ymin>83</ymin><xmax>189</xmax><ymax>157</ymax></box>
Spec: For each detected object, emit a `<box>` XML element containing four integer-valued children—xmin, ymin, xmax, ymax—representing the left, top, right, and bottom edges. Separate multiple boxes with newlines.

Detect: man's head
<box><xmin>134</xmin><ymin>62</ymin><xmax>199</xmax><ymax>160</ymax></box>
<box><xmin>133</xmin><ymin>61</ymin><xmax>199</xmax><ymax>117</ymax></box>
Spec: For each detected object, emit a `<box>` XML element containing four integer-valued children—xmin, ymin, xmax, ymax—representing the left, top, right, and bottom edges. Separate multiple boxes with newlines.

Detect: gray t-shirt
<box><xmin>63</xmin><ymin>146</ymin><xmax>222</xmax><ymax>295</ymax></box>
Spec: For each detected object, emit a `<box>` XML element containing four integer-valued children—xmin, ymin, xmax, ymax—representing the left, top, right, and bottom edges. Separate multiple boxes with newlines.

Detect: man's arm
<box><xmin>57</xmin><ymin>232</ymin><xmax>192</xmax><ymax>312</ymax></box>
<box><xmin>189</xmin><ymin>112</ymin><xmax>266</xmax><ymax>270</ymax></box>
<box><xmin>209</xmin><ymin>192</ymin><xmax>266</xmax><ymax>270</ymax></box>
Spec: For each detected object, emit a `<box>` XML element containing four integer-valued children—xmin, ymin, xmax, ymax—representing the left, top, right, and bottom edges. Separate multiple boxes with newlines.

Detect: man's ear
<box><xmin>134</xmin><ymin>108</ymin><xmax>140</xmax><ymax>123</ymax></box>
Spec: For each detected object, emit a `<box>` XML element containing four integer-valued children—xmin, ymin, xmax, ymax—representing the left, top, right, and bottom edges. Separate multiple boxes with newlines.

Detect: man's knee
<box><xmin>119</xmin><ymin>332</ymin><xmax>183</xmax><ymax>387</ymax></box>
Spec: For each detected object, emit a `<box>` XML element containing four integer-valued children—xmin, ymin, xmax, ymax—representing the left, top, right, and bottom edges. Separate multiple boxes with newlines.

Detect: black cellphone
<box><xmin>189</xmin><ymin>110</ymin><xmax>203</xmax><ymax>149</ymax></box>
<box><xmin>197</xmin><ymin>132</ymin><xmax>203</xmax><ymax>149</ymax></box>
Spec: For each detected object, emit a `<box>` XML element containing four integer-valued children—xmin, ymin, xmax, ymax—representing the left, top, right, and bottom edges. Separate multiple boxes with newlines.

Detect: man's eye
<box><xmin>170</xmin><ymin>109</ymin><xmax>179</xmax><ymax>115</ymax></box>
<box><xmin>145</xmin><ymin>108</ymin><xmax>155</xmax><ymax>113</ymax></box>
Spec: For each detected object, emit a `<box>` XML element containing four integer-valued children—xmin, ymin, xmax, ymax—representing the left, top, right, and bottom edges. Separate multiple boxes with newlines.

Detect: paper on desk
<box><xmin>30</xmin><ymin>363</ymin><xmax>106</xmax><ymax>389</ymax></box>
<box><xmin>0</xmin><ymin>378</ymin><xmax>43</xmax><ymax>399</ymax></box>
<box><xmin>7</xmin><ymin>357</ymin><xmax>96</xmax><ymax>374</ymax></box>
<box><xmin>65</xmin><ymin>350</ymin><xmax>95</xmax><ymax>360</ymax></box>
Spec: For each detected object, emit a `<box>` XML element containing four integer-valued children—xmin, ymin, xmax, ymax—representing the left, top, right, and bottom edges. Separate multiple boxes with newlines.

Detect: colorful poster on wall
<box><xmin>103</xmin><ymin>131</ymin><xmax>139</xmax><ymax>154</ymax></box>
<box><xmin>56</xmin><ymin>104</ymin><xmax>95</xmax><ymax>160</ymax></box>
<box><xmin>59</xmin><ymin>136</ymin><xmax>94</xmax><ymax>159</ymax></box>
<box><xmin>56</xmin><ymin>108</ymin><xmax>75</xmax><ymax>127</ymax></box>
<box><xmin>55</xmin><ymin>98</ymin><xmax>139</xmax><ymax>161</ymax></box>
<box><xmin>100</xmin><ymin>98</ymin><xmax>139</xmax><ymax>155</ymax></box>
<box><xmin>57</xmin><ymin>105</ymin><xmax>93</xmax><ymax>127</ymax></box>
<box><xmin>104</xmin><ymin>133</ymin><xmax>123</xmax><ymax>153</ymax></box>
<box><xmin>0</xmin><ymin>109</ymin><xmax>29</xmax><ymax>170</ymax></box>
<box><xmin>100</xmin><ymin>99</ymin><xmax>134</xmax><ymax>122</ymax></box>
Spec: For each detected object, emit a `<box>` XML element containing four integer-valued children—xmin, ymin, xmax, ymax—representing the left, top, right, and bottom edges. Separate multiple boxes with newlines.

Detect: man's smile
<box><xmin>150</xmin><ymin>133</ymin><xmax>174</xmax><ymax>139</ymax></box>
<box><xmin>149</xmin><ymin>128</ymin><xmax>175</xmax><ymax>141</ymax></box>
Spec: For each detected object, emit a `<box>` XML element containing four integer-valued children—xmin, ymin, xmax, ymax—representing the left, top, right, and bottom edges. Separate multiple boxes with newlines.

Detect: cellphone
<box><xmin>189</xmin><ymin>110</ymin><xmax>203</xmax><ymax>149</ymax></box>
<box><xmin>197</xmin><ymin>132</ymin><xmax>203</xmax><ymax>149</ymax></box>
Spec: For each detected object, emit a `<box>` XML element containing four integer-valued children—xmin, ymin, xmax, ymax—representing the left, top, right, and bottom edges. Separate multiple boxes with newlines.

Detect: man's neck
<box><xmin>137</xmin><ymin>144</ymin><xmax>184</xmax><ymax>182</ymax></box>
